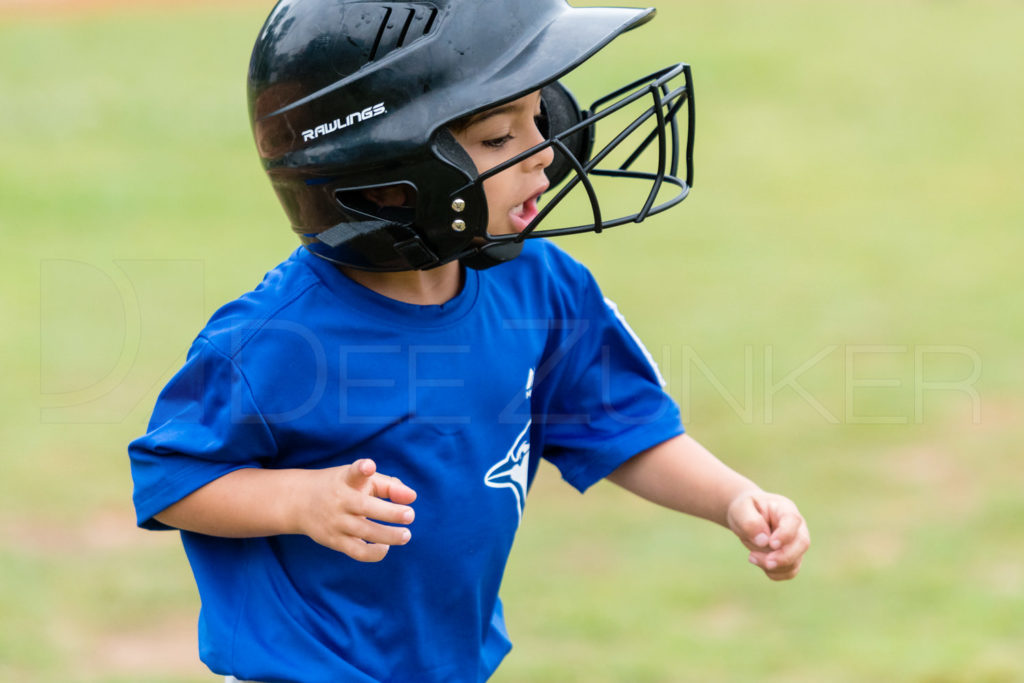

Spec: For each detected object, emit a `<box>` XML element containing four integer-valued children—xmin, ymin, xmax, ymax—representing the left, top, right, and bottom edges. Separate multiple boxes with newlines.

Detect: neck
<box><xmin>339</xmin><ymin>261</ymin><xmax>463</xmax><ymax>305</ymax></box>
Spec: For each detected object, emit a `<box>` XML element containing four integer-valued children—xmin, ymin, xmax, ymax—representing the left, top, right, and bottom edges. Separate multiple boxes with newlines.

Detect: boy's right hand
<box><xmin>295</xmin><ymin>458</ymin><xmax>417</xmax><ymax>562</ymax></box>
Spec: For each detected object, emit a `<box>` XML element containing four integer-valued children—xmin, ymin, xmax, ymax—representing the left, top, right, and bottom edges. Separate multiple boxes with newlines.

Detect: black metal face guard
<box><xmin>455</xmin><ymin>63</ymin><xmax>694</xmax><ymax>252</ymax></box>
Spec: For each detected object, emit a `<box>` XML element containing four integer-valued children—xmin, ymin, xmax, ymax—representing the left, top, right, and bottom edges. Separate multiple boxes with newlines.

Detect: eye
<box><xmin>482</xmin><ymin>134</ymin><xmax>513</xmax><ymax>149</ymax></box>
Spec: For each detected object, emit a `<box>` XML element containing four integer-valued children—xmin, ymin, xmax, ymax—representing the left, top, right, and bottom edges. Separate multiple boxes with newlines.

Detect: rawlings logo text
<box><xmin>302</xmin><ymin>102</ymin><xmax>387</xmax><ymax>143</ymax></box>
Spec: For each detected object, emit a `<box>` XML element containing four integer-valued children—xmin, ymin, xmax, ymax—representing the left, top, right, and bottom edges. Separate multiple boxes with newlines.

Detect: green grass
<box><xmin>2</xmin><ymin>1</ymin><xmax>1022</xmax><ymax>680</ymax></box>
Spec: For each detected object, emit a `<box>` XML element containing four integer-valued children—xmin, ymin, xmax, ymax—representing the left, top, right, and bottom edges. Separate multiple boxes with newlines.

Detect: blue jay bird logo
<box><xmin>484</xmin><ymin>369</ymin><xmax>533</xmax><ymax>524</ymax></box>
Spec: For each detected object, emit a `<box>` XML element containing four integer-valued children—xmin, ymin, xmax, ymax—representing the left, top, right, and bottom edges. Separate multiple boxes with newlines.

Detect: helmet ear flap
<box><xmin>539</xmin><ymin>81</ymin><xmax>594</xmax><ymax>188</ymax></box>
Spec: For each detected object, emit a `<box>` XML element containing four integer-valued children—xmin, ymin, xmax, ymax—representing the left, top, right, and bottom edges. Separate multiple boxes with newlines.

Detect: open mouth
<box><xmin>508</xmin><ymin>194</ymin><xmax>543</xmax><ymax>233</ymax></box>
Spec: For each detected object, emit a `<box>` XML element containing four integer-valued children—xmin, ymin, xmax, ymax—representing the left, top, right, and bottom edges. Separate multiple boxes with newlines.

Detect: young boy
<box><xmin>129</xmin><ymin>1</ymin><xmax>809</xmax><ymax>681</ymax></box>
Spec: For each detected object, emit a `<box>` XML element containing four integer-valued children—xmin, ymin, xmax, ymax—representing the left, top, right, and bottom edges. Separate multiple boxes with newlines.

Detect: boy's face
<box><xmin>451</xmin><ymin>91</ymin><xmax>554</xmax><ymax>236</ymax></box>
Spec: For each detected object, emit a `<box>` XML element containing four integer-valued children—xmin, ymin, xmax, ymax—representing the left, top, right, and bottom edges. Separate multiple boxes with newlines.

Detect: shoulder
<box><xmin>195</xmin><ymin>248</ymin><xmax>326</xmax><ymax>357</ymax></box>
<box><xmin>474</xmin><ymin>239</ymin><xmax>606</xmax><ymax>324</ymax></box>
<box><xmin>518</xmin><ymin>238</ymin><xmax>587</xmax><ymax>274</ymax></box>
<box><xmin>504</xmin><ymin>239</ymin><xmax>598</xmax><ymax>293</ymax></box>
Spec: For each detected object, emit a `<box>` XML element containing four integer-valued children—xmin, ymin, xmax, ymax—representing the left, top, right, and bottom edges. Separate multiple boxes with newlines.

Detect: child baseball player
<box><xmin>129</xmin><ymin>0</ymin><xmax>810</xmax><ymax>680</ymax></box>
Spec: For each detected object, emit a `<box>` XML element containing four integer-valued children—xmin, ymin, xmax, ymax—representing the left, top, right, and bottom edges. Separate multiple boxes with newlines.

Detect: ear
<box><xmin>539</xmin><ymin>81</ymin><xmax>595</xmax><ymax>188</ymax></box>
<box><xmin>362</xmin><ymin>185</ymin><xmax>412</xmax><ymax>208</ymax></box>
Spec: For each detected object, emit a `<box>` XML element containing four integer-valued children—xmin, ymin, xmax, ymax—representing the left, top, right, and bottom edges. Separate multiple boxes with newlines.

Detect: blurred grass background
<box><xmin>2</xmin><ymin>0</ymin><xmax>1022</xmax><ymax>680</ymax></box>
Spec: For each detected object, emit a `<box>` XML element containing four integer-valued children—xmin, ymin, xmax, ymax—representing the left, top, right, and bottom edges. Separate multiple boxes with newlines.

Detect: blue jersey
<box><xmin>129</xmin><ymin>240</ymin><xmax>683</xmax><ymax>682</ymax></box>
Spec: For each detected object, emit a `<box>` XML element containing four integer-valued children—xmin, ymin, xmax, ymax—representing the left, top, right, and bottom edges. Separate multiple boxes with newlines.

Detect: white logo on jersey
<box><xmin>484</xmin><ymin>369</ymin><xmax>534</xmax><ymax>524</ymax></box>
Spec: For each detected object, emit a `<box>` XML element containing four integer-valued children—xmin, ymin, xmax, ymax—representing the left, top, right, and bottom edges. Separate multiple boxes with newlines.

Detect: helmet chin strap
<box><xmin>460</xmin><ymin>241</ymin><xmax>524</xmax><ymax>270</ymax></box>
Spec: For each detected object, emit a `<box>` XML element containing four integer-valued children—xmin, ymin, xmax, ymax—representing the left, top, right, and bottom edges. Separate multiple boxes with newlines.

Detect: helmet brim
<box><xmin>434</xmin><ymin>5</ymin><xmax>656</xmax><ymax>130</ymax></box>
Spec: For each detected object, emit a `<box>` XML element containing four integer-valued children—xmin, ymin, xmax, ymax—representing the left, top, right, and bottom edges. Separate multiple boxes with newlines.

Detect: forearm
<box><xmin>608</xmin><ymin>434</ymin><xmax>811</xmax><ymax>581</ymax></box>
<box><xmin>606</xmin><ymin>434</ymin><xmax>761</xmax><ymax>527</ymax></box>
<box><xmin>153</xmin><ymin>467</ymin><xmax>306</xmax><ymax>538</ymax></box>
<box><xmin>153</xmin><ymin>461</ymin><xmax>418</xmax><ymax>561</ymax></box>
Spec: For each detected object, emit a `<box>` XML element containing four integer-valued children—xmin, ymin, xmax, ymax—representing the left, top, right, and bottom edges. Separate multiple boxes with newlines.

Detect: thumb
<box><xmin>727</xmin><ymin>493</ymin><xmax>772</xmax><ymax>550</ymax></box>
<box><xmin>345</xmin><ymin>459</ymin><xmax>377</xmax><ymax>488</ymax></box>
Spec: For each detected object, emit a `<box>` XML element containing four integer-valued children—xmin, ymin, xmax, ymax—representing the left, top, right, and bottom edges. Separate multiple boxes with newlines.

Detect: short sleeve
<box><xmin>128</xmin><ymin>336</ymin><xmax>278</xmax><ymax>530</ymax></box>
<box><xmin>535</xmin><ymin>273</ymin><xmax>684</xmax><ymax>492</ymax></box>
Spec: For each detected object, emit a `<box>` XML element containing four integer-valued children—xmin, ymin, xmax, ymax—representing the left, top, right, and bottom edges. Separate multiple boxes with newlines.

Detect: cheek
<box><xmin>481</xmin><ymin>175</ymin><xmax>505</xmax><ymax>232</ymax></box>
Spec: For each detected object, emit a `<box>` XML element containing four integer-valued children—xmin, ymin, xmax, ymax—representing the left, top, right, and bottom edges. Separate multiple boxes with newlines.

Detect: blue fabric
<box><xmin>129</xmin><ymin>240</ymin><xmax>683</xmax><ymax>682</ymax></box>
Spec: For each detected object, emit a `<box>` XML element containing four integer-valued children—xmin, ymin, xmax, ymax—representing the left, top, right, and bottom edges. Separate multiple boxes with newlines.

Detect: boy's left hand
<box><xmin>726</xmin><ymin>492</ymin><xmax>810</xmax><ymax>581</ymax></box>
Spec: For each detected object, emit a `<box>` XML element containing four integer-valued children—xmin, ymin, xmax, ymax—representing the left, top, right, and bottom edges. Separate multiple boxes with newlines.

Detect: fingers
<box><xmin>352</xmin><ymin>490</ymin><xmax>416</xmax><ymax>527</ymax></box>
<box><xmin>344</xmin><ymin>458</ymin><xmax>379</xmax><ymax>487</ymax></box>
<box><xmin>727</xmin><ymin>493</ymin><xmax>772</xmax><ymax>552</ymax></box>
<box><xmin>767</xmin><ymin>501</ymin><xmax>804</xmax><ymax>550</ymax></box>
<box><xmin>749</xmin><ymin>551</ymin><xmax>804</xmax><ymax>581</ymax></box>
<box><xmin>347</xmin><ymin>459</ymin><xmax>418</xmax><ymax>504</ymax></box>
<box><xmin>317</xmin><ymin>459</ymin><xmax>416</xmax><ymax>562</ymax></box>
<box><xmin>748</xmin><ymin>531</ymin><xmax>807</xmax><ymax>577</ymax></box>
<box><xmin>745</xmin><ymin>497</ymin><xmax>810</xmax><ymax>581</ymax></box>
<box><xmin>319</xmin><ymin>513</ymin><xmax>411</xmax><ymax>563</ymax></box>
<box><xmin>728</xmin><ymin>491</ymin><xmax>810</xmax><ymax>581</ymax></box>
<box><xmin>341</xmin><ymin>514</ymin><xmax>412</xmax><ymax>548</ymax></box>
<box><xmin>370</xmin><ymin>471</ymin><xmax>418</xmax><ymax>505</ymax></box>
<box><xmin>336</xmin><ymin>538</ymin><xmax>392</xmax><ymax>563</ymax></box>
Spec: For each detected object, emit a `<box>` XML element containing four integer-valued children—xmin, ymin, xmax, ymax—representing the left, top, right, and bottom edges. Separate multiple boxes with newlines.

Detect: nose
<box><xmin>523</xmin><ymin>119</ymin><xmax>555</xmax><ymax>172</ymax></box>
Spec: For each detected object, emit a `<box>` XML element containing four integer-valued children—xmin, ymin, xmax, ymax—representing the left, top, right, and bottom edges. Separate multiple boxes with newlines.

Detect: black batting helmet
<box><xmin>248</xmin><ymin>0</ymin><xmax>694</xmax><ymax>271</ymax></box>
